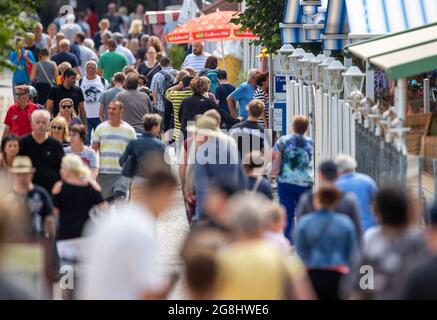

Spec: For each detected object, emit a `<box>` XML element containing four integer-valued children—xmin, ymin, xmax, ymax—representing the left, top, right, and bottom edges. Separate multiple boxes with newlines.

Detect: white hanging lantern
<box><xmin>299</xmin><ymin>52</ymin><xmax>316</xmax><ymax>84</ymax></box>
<box><xmin>310</xmin><ymin>53</ymin><xmax>326</xmax><ymax>86</ymax></box>
<box><xmin>317</xmin><ymin>56</ymin><xmax>334</xmax><ymax>89</ymax></box>
<box><xmin>277</xmin><ymin>44</ymin><xmax>295</xmax><ymax>74</ymax></box>
<box><xmin>342</xmin><ymin>66</ymin><xmax>366</xmax><ymax>97</ymax></box>
<box><xmin>289</xmin><ymin>48</ymin><xmax>306</xmax><ymax>79</ymax></box>
<box><xmin>325</xmin><ymin>60</ymin><xmax>346</xmax><ymax>94</ymax></box>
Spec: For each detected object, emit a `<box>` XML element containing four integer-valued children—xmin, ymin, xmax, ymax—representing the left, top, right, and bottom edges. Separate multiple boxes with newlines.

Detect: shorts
<box><xmin>97</xmin><ymin>173</ymin><xmax>131</xmax><ymax>200</ymax></box>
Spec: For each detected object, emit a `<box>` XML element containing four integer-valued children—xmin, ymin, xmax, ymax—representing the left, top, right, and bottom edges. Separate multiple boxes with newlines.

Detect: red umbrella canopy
<box><xmin>166</xmin><ymin>11</ymin><xmax>258</xmax><ymax>44</ymax></box>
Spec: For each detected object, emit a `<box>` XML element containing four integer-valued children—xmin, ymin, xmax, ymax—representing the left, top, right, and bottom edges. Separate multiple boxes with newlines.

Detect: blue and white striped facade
<box><xmin>281</xmin><ymin>0</ymin><xmax>437</xmax><ymax>50</ymax></box>
<box><xmin>280</xmin><ymin>0</ymin><xmax>325</xmax><ymax>44</ymax></box>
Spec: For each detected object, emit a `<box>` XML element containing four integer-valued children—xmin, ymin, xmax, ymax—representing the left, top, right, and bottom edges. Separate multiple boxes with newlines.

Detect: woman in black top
<box><xmin>52</xmin><ymin>154</ymin><xmax>107</xmax><ymax>240</ymax></box>
<box><xmin>179</xmin><ymin>77</ymin><xmax>239</xmax><ymax>137</ymax></box>
<box><xmin>137</xmin><ymin>46</ymin><xmax>161</xmax><ymax>88</ymax></box>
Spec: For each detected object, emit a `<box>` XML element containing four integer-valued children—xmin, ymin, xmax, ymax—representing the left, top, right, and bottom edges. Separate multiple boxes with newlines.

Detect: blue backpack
<box><xmin>205</xmin><ymin>69</ymin><xmax>219</xmax><ymax>93</ymax></box>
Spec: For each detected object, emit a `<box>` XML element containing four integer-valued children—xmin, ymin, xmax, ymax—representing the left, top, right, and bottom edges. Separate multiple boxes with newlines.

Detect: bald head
<box><xmin>193</xmin><ymin>42</ymin><xmax>205</xmax><ymax>55</ymax></box>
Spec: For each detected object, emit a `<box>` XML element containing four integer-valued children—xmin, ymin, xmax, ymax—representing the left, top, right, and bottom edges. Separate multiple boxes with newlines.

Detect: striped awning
<box><xmin>144</xmin><ymin>10</ymin><xmax>181</xmax><ymax>25</ymax></box>
<box><xmin>280</xmin><ymin>0</ymin><xmax>325</xmax><ymax>44</ymax></box>
<box><xmin>321</xmin><ymin>0</ymin><xmax>349</xmax><ymax>50</ymax></box>
<box><xmin>345</xmin><ymin>0</ymin><xmax>437</xmax><ymax>35</ymax></box>
<box><xmin>344</xmin><ymin>22</ymin><xmax>437</xmax><ymax>80</ymax></box>
<box><xmin>321</xmin><ymin>0</ymin><xmax>437</xmax><ymax>50</ymax></box>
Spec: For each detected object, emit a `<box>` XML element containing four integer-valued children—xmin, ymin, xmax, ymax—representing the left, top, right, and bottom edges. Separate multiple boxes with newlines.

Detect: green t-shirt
<box><xmin>98</xmin><ymin>51</ymin><xmax>128</xmax><ymax>82</ymax></box>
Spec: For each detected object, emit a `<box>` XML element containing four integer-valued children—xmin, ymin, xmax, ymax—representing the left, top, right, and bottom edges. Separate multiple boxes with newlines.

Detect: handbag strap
<box><xmin>250</xmin><ymin>176</ymin><xmax>263</xmax><ymax>194</ymax></box>
<box><xmin>38</xmin><ymin>62</ymin><xmax>54</xmax><ymax>87</ymax></box>
<box><xmin>144</xmin><ymin>62</ymin><xmax>160</xmax><ymax>80</ymax></box>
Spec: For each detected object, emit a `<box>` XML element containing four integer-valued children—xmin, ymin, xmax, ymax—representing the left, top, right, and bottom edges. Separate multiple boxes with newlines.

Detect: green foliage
<box><xmin>227</xmin><ymin>0</ymin><xmax>285</xmax><ymax>54</ymax></box>
<box><xmin>0</xmin><ymin>0</ymin><xmax>39</xmax><ymax>70</ymax></box>
<box><xmin>168</xmin><ymin>45</ymin><xmax>186</xmax><ymax>70</ymax></box>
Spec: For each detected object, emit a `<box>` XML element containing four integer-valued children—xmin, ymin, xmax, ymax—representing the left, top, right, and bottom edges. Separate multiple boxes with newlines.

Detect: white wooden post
<box><xmin>323</xmin><ymin>92</ymin><xmax>329</xmax><ymax>158</ymax></box>
<box><xmin>294</xmin><ymin>81</ymin><xmax>299</xmax><ymax>116</ymax></box>
<box><xmin>298</xmin><ymin>79</ymin><xmax>304</xmax><ymax>115</ymax></box>
<box><xmin>333</xmin><ymin>95</ymin><xmax>338</xmax><ymax>156</ymax></box>
<box><xmin>398</xmin><ymin>78</ymin><xmax>407</xmax><ymax>121</ymax></box>
<box><xmin>351</xmin><ymin>107</ymin><xmax>356</xmax><ymax>159</ymax></box>
<box><xmin>339</xmin><ymin>99</ymin><xmax>344</xmax><ymax>154</ymax></box>
<box><xmin>286</xmin><ymin>78</ymin><xmax>293</xmax><ymax>136</ymax></box>
<box><xmin>424</xmin><ymin>78</ymin><xmax>431</xmax><ymax>113</ymax></box>
<box><xmin>365</xmin><ymin>61</ymin><xmax>375</xmax><ymax>101</ymax></box>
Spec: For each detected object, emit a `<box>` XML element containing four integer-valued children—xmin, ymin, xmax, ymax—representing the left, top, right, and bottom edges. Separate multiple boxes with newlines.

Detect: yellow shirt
<box><xmin>214</xmin><ymin>240</ymin><xmax>306</xmax><ymax>300</ymax></box>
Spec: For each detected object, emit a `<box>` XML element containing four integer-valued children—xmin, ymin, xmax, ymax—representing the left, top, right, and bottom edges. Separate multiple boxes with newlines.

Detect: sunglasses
<box><xmin>51</xmin><ymin>125</ymin><xmax>64</xmax><ymax>131</ymax></box>
<box><xmin>15</xmin><ymin>92</ymin><xmax>27</xmax><ymax>97</ymax></box>
<box><xmin>61</xmin><ymin>104</ymin><xmax>73</xmax><ymax>109</ymax></box>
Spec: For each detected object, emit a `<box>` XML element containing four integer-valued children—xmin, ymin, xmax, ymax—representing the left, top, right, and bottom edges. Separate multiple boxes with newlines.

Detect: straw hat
<box><xmin>9</xmin><ymin>156</ymin><xmax>36</xmax><ymax>174</ymax></box>
<box><xmin>187</xmin><ymin>114</ymin><xmax>221</xmax><ymax>137</ymax></box>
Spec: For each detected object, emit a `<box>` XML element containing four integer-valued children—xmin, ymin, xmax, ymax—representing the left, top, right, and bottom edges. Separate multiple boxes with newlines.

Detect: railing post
<box><xmin>424</xmin><ymin>78</ymin><xmax>430</xmax><ymax>113</ymax></box>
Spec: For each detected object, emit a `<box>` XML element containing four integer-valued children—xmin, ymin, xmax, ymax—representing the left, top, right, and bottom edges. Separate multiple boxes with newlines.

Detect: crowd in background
<box><xmin>0</xmin><ymin>2</ymin><xmax>437</xmax><ymax>301</ymax></box>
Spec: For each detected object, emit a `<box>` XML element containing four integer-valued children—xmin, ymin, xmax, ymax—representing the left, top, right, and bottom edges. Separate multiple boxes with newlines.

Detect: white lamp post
<box><xmin>289</xmin><ymin>48</ymin><xmax>306</xmax><ymax>80</ymax></box>
<box><xmin>299</xmin><ymin>52</ymin><xmax>316</xmax><ymax>85</ymax></box>
<box><xmin>277</xmin><ymin>44</ymin><xmax>295</xmax><ymax>74</ymax></box>
<box><xmin>318</xmin><ymin>56</ymin><xmax>334</xmax><ymax>90</ymax></box>
<box><xmin>311</xmin><ymin>53</ymin><xmax>326</xmax><ymax>86</ymax></box>
<box><xmin>342</xmin><ymin>66</ymin><xmax>366</xmax><ymax>98</ymax></box>
<box><xmin>325</xmin><ymin>60</ymin><xmax>347</xmax><ymax>95</ymax></box>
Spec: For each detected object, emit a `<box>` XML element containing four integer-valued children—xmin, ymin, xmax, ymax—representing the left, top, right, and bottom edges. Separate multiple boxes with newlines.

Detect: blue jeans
<box><xmin>86</xmin><ymin>118</ymin><xmax>101</xmax><ymax>145</ymax></box>
<box><xmin>278</xmin><ymin>182</ymin><xmax>311</xmax><ymax>243</ymax></box>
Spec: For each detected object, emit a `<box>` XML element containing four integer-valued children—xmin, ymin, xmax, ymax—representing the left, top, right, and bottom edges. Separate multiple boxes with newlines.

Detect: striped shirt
<box><xmin>165</xmin><ymin>88</ymin><xmax>193</xmax><ymax>141</ymax></box>
<box><xmin>253</xmin><ymin>87</ymin><xmax>269</xmax><ymax>127</ymax></box>
<box><xmin>92</xmin><ymin>121</ymin><xmax>136</xmax><ymax>174</ymax></box>
<box><xmin>182</xmin><ymin>53</ymin><xmax>210</xmax><ymax>75</ymax></box>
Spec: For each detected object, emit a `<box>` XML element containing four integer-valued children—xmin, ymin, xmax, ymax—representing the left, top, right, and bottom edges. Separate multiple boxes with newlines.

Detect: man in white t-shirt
<box><xmin>75</xmin><ymin>32</ymin><xmax>98</xmax><ymax>75</ymax></box>
<box><xmin>182</xmin><ymin>42</ymin><xmax>210</xmax><ymax>75</ymax></box>
<box><xmin>80</xmin><ymin>60</ymin><xmax>107</xmax><ymax>145</ymax></box>
<box><xmin>80</xmin><ymin>160</ymin><xmax>178</xmax><ymax>300</ymax></box>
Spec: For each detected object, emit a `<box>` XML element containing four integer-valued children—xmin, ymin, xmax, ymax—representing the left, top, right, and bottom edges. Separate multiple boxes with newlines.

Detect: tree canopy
<box><xmin>228</xmin><ymin>0</ymin><xmax>285</xmax><ymax>53</ymax></box>
<box><xmin>0</xmin><ymin>0</ymin><xmax>39</xmax><ymax>69</ymax></box>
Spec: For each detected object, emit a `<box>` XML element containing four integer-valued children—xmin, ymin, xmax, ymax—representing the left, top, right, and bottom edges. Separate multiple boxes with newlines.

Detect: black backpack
<box><xmin>160</xmin><ymin>69</ymin><xmax>177</xmax><ymax>93</ymax></box>
<box><xmin>159</xmin><ymin>69</ymin><xmax>177</xmax><ymax>131</ymax></box>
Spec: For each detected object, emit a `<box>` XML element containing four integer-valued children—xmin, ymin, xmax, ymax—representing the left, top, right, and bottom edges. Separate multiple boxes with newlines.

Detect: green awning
<box><xmin>344</xmin><ymin>22</ymin><xmax>437</xmax><ymax>80</ymax></box>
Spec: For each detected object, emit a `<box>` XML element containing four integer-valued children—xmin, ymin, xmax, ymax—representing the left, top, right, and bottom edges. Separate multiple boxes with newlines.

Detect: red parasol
<box><xmin>165</xmin><ymin>11</ymin><xmax>258</xmax><ymax>44</ymax></box>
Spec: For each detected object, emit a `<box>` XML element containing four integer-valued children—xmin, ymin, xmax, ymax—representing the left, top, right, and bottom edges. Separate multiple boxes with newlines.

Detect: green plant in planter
<box><xmin>168</xmin><ymin>45</ymin><xmax>187</xmax><ymax>70</ymax></box>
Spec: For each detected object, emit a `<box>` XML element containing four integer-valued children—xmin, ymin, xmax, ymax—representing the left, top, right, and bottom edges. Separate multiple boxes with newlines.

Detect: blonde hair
<box><xmin>175</xmin><ymin>70</ymin><xmax>189</xmax><ymax>84</ymax></box>
<box><xmin>129</xmin><ymin>19</ymin><xmax>143</xmax><ymax>35</ymax></box>
<box><xmin>58</xmin><ymin>62</ymin><xmax>72</xmax><ymax>75</ymax></box>
<box><xmin>62</xmin><ymin>154</ymin><xmax>91</xmax><ymax>180</ymax></box>
<box><xmin>59</xmin><ymin>98</ymin><xmax>79</xmax><ymax>120</ymax></box>
<box><xmin>147</xmin><ymin>36</ymin><xmax>164</xmax><ymax>53</ymax></box>
<box><xmin>49</xmin><ymin>116</ymin><xmax>70</xmax><ymax>142</ymax></box>
<box><xmin>248</xmin><ymin>99</ymin><xmax>265</xmax><ymax>118</ymax></box>
<box><xmin>200</xmin><ymin>76</ymin><xmax>211</xmax><ymax>91</ymax></box>
<box><xmin>59</xmin><ymin>39</ymin><xmax>70</xmax><ymax>50</ymax></box>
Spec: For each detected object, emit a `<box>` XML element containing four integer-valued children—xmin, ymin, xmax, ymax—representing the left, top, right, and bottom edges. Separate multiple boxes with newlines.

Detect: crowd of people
<box><xmin>0</xmin><ymin>3</ymin><xmax>436</xmax><ymax>301</ymax></box>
